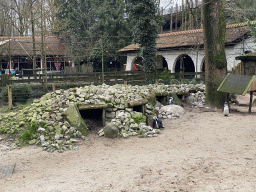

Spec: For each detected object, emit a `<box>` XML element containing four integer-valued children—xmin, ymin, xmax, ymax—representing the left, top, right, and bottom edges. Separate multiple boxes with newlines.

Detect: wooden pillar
<box><xmin>102</xmin><ymin>109</ymin><xmax>106</xmax><ymax>127</ymax></box>
<box><xmin>249</xmin><ymin>91</ymin><xmax>253</xmax><ymax>113</ymax></box>
<box><xmin>52</xmin><ymin>83</ymin><xmax>56</xmax><ymax>92</ymax></box>
<box><xmin>227</xmin><ymin>93</ymin><xmax>230</xmax><ymax>112</ymax></box>
<box><xmin>8</xmin><ymin>85</ymin><xmax>12</xmax><ymax>109</ymax></box>
<box><xmin>180</xmin><ymin>56</ymin><xmax>184</xmax><ymax>83</ymax></box>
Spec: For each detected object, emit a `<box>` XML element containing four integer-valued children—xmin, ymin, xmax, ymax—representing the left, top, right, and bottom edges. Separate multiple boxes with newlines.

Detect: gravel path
<box><xmin>0</xmin><ymin>105</ymin><xmax>256</xmax><ymax>192</ymax></box>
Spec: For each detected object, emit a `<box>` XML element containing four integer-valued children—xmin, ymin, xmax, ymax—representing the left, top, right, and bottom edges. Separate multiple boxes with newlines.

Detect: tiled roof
<box><xmin>236</xmin><ymin>51</ymin><xmax>256</xmax><ymax>61</ymax></box>
<box><xmin>0</xmin><ymin>36</ymin><xmax>66</xmax><ymax>56</ymax></box>
<box><xmin>118</xmin><ymin>25</ymin><xmax>250</xmax><ymax>52</ymax></box>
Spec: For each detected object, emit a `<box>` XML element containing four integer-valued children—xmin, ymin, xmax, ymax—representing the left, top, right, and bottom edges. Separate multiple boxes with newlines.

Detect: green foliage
<box><xmin>29</xmin><ymin>121</ymin><xmax>38</xmax><ymax>134</ymax></box>
<box><xmin>128</xmin><ymin>0</ymin><xmax>164</xmax><ymax>84</ymax></box>
<box><xmin>39</xmin><ymin>121</ymin><xmax>47</xmax><ymax>128</ymax></box>
<box><xmin>42</xmin><ymin>84</ymin><xmax>49</xmax><ymax>95</ymax></box>
<box><xmin>20</xmin><ymin>131</ymin><xmax>33</xmax><ymax>145</ymax></box>
<box><xmin>55</xmin><ymin>0</ymin><xmax>132</xmax><ymax>66</ymax></box>
<box><xmin>159</xmin><ymin>68</ymin><xmax>175</xmax><ymax>84</ymax></box>
<box><xmin>59</xmin><ymin>83</ymin><xmax>66</xmax><ymax>90</ymax></box>
<box><xmin>132</xmin><ymin>113</ymin><xmax>146</xmax><ymax>124</ymax></box>
<box><xmin>19</xmin><ymin>121</ymin><xmax>39</xmax><ymax>146</ymax></box>
<box><xmin>1</xmin><ymin>83</ymin><xmax>32</xmax><ymax>103</ymax></box>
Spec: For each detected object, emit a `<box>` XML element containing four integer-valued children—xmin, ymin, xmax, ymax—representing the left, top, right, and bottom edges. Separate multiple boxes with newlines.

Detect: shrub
<box><xmin>159</xmin><ymin>68</ymin><xmax>175</xmax><ymax>84</ymax></box>
<box><xmin>42</xmin><ymin>84</ymin><xmax>49</xmax><ymax>95</ymax></box>
<box><xmin>20</xmin><ymin>131</ymin><xmax>33</xmax><ymax>144</ymax></box>
<box><xmin>1</xmin><ymin>83</ymin><xmax>32</xmax><ymax>103</ymax></box>
<box><xmin>132</xmin><ymin>113</ymin><xmax>146</xmax><ymax>124</ymax></box>
<box><xmin>19</xmin><ymin>121</ymin><xmax>39</xmax><ymax>146</ymax></box>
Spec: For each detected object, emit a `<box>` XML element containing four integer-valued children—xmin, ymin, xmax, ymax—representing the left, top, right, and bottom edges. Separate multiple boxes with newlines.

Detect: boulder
<box><xmin>65</xmin><ymin>104</ymin><xmax>87</xmax><ymax>135</ymax></box>
<box><xmin>103</xmin><ymin>123</ymin><xmax>119</xmax><ymax>138</ymax></box>
<box><xmin>160</xmin><ymin>105</ymin><xmax>185</xmax><ymax>117</ymax></box>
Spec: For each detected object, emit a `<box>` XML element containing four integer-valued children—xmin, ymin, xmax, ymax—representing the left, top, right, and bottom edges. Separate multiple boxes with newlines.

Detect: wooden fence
<box><xmin>0</xmin><ymin>71</ymin><xmax>205</xmax><ymax>87</ymax></box>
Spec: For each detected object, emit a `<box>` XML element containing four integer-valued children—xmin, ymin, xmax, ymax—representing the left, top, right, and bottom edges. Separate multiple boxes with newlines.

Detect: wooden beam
<box><xmin>249</xmin><ymin>91</ymin><xmax>253</xmax><ymax>113</ymax></box>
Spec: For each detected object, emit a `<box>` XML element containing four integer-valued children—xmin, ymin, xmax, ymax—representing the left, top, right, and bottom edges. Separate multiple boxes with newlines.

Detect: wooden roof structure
<box><xmin>236</xmin><ymin>51</ymin><xmax>256</xmax><ymax>61</ymax></box>
<box><xmin>217</xmin><ymin>73</ymin><xmax>256</xmax><ymax>113</ymax></box>
<box><xmin>119</xmin><ymin>24</ymin><xmax>250</xmax><ymax>53</ymax></box>
<box><xmin>0</xmin><ymin>36</ymin><xmax>66</xmax><ymax>57</ymax></box>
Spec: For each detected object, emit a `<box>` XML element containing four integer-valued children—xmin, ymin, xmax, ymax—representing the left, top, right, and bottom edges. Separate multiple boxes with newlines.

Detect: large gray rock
<box><xmin>160</xmin><ymin>105</ymin><xmax>185</xmax><ymax>117</ymax></box>
<box><xmin>103</xmin><ymin>123</ymin><xmax>119</xmax><ymax>138</ymax></box>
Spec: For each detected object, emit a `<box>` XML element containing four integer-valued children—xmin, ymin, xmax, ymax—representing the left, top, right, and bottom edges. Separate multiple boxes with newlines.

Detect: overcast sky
<box><xmin>160</xmin><ymin>0</ymin><xmax>182</xmax><ymax>9</ymax></box>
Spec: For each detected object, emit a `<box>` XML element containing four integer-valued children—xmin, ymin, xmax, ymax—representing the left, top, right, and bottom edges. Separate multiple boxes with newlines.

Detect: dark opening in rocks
<box><xmin>79</xmin><ymin>109</ymin><xmax>103</xmax><ymax>133</ymax></box>
<box><xmin>133</xmin><ymin>105</ymin><xmax>144</xmax><ymax>114</ymax></box>
<box><xmin>156</xmin><ymin>96</ymin><xmax>168</xmax><ymax>105</ymax></box>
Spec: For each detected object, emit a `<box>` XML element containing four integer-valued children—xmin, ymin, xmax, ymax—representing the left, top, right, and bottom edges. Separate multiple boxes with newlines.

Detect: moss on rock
<box><xmin>65</xmin><ymin>104</ymin><xmax>87</xmax><ymax>135</ymax></box>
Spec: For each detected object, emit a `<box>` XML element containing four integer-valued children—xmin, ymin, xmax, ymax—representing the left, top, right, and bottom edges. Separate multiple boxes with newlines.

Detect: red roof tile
<box><xmin>118</xmin><ymin>25</ymin><xmax>250</xmax><ymax>52</ymax></box>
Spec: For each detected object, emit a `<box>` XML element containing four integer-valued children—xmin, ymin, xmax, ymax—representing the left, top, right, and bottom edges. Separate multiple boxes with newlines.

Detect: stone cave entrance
<box><xmin>79</xmin><ymin>109</ymin><xmax>104</xmax><ymax>133</ymax></box>
<box><xmin>156</xmin><ymin>96</ymin><xmax>168</xmax><ymax>105</ymax></box>
<box><xmin>133</xmin><ymin>105</ymin><xmax>145</xmax><ymax>114</ymax></box>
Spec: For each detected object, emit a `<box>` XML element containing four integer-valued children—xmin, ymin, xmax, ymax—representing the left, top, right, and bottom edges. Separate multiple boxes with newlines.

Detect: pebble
<box><xmin>55</xmin><ymin>135</ymin><xmax>60</xmax><ymax>140</ymax></box>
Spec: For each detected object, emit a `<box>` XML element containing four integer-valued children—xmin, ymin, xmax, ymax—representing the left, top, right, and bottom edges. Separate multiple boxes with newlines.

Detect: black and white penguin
<box><xmin>169</xmin><ymin>97</ymin><xmax>176</xmax><ymax>105</ymax></box>
<box><xmin>223</xmin><ymin>102</ymin><xmax>229</xmax><ymax>116</ymax></box>
<box><xmin>153</xmin><ymin>116</ymin><xmax>165</xmax><ymax>129</ymax></box>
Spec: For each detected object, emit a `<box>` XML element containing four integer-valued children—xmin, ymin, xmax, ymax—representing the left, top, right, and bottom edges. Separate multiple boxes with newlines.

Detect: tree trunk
<box><xmin>202</xmin><ymin>0</ymin><xmax>227</xmax><ymax>108</ymax></box>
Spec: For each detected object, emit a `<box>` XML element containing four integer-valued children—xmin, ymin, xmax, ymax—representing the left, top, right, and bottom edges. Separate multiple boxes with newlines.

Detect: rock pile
<box><xmin>0</xmin><ymin>83</ymin><xmax>205</xmax><ymax>152</ymax></box>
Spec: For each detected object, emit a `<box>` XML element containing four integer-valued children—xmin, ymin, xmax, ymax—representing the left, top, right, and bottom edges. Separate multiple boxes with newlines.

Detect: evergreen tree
<box><xmin>89</xmin><ymin>0</ymin><xmax>133</xmax><ymax>68</ymax></box>
<box><xmin>55</xmin><ymin>0</ymin><xmax>132</xmax><ymax>68</ymax></box>
<box><xmin>128</xmin><ymin>0</ymin><xmax>164</xmax><ymax>84</ymax></box>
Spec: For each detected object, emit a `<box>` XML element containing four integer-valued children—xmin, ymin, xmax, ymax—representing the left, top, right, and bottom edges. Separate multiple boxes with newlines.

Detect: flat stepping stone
<box><xmin>0</xmin><ymin>162</ymin><xmax>16</xmax><ymax>179</ymax></box>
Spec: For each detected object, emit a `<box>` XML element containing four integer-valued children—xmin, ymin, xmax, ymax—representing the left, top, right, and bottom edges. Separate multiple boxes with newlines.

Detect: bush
<box><xmin>1</xmin><ymin>83</ymin><xmax>32</xmax><ymax>103</ymax></box>
<box><xmin>132</xmin><ymin>113</ymin><xmax>146</xmax><ymax>124</ymax></box>
<box><xmin>19</xmin><ymin>121</ymin><xmax>39</xmax><ymax>146</ymax></box>
<box><xmin>42</xmin><ymin>84</ymin><xmax>49</xmax><ymax>95</ymax></box>
<box><xmin>159</xmin><ymin>68</ymin><xmax>175</xmax><ymax>84</ymax></box>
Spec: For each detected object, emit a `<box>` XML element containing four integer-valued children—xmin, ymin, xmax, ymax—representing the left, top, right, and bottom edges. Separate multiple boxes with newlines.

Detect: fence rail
<box><xmin>0</xmin><ymin>71</ymin><xmax>205</xmax><ymax>86</ymax></box>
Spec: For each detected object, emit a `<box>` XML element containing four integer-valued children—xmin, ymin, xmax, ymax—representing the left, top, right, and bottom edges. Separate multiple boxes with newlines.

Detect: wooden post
<box><xmin>124</xmin><ymin>80</ymin><xmax>127</xmax><ymax>85</ymax></box>
<box><xmin>102</xmin><ymin>109</ymin><xmax>106</xmax><ymax>127</ymax></box>
<box><xmin>249</xmin><ymin>91</ymin><xmax>253</xmax><ymax>113</ymax></box>
<box><xmin>8</xmin><ymin>85</ymin><xmax>12</xmax><ymax>109</ymax></box>
<box><xmin>155</xmin><ymin>79</ymin><xmax>159</xmax><ymax>84</ymax></box>
<box><xmin>52</xmin><ymin>83</ymin><xmax>56</xmax><ymax>92</ymax></box>
<box><xmin>180</xmin><ymin>56</ymin><xmax>184</xmax><ymax>83</ymax></box>
<box><xmin>227</xmin><ymin>93</ymin><xmax>230</xmax><ymax>112</ymax></box>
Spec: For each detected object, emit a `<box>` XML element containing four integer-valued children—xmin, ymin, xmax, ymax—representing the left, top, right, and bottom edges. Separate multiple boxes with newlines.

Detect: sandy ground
<box><xmin>1</xmin><ymin>101</ymin><xmax>256</xmax><ymax>191</ymax></box>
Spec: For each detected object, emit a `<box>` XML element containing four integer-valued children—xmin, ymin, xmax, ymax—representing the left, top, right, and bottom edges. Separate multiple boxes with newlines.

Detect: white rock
<box><xmin>55</xmin><ymin>135</ymin><xmax>60</xmax><ymax>140</ymax></box>
<box><xmin>167</xmin><ymin>115</ymin><xmax>172</xmax><ymax>119</ymax></box>
<box><xmin>42</xmin><ymin>142</ymin><xmax>49</xmax><ymax>147</ymax></box>
<box><xmin>117</xmin><ymin>111</ymin><xmax>124</xmax><ymax>117</ymax></box>
<box><xmin>38</xmin><ymin>127</ymin><xmax>45</xmax><ymax>131</ymax></box>
<box><xmin>40</xmin><ymin>135</ymin><xmax>45</xmax><ymax>142</ymax></box>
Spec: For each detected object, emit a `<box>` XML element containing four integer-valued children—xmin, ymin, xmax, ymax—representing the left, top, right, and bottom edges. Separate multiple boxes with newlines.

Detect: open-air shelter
<box><xmin>217</xmin><ymin>73</ymin><xmax>256</xmax><ymax>113</ymax></box>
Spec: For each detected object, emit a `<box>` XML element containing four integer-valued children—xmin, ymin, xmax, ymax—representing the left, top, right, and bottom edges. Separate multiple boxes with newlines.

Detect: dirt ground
<box><xmin>1</xmin><ymin>102</ymin><xmax>256</xmax><ymax>191</ymax></box>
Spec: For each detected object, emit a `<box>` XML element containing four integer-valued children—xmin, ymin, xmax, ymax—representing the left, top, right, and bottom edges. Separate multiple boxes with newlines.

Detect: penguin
<box><xmin>223</xmin><ymin>102</ymin><xmax>229</xmax><ymax>116</ymax></box>
<box><xmin>169</xmin><ymin>97</ymin><xmax>176</xmax><ymax>105</ymax></box>
<box><xmin>153</xmin><ymin>116</ymin><xmax>165</xmax><ymax>129</ymax></box>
